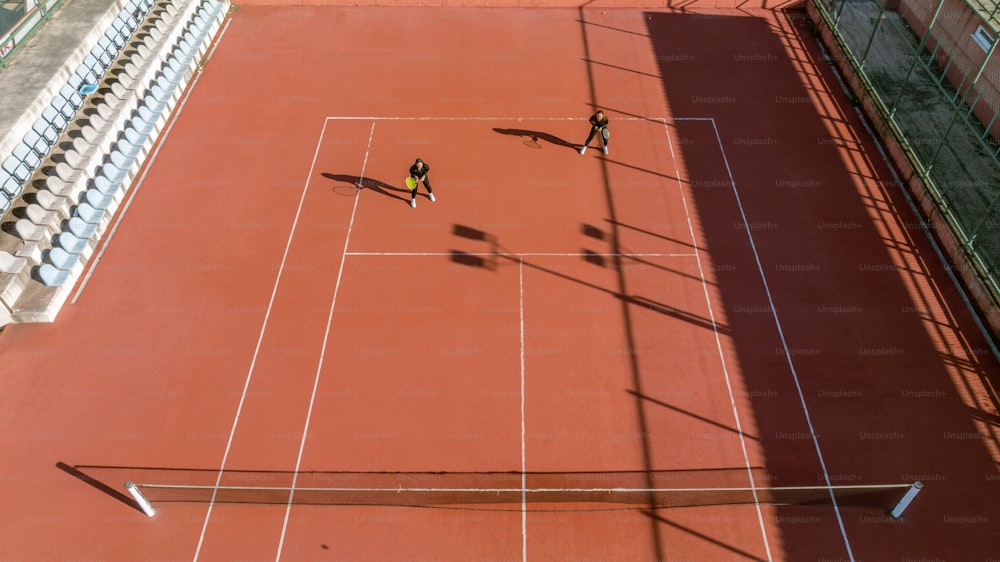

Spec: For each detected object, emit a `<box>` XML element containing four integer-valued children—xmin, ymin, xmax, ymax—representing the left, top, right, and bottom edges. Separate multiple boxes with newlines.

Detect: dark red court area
<box><xmin>0</xmin><ymin>5</ymin><xmax>998</xmax><ymax>561</ymax></box>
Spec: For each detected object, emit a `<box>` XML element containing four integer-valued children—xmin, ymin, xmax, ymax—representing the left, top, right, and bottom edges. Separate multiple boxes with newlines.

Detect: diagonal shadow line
<box><xmin>605</xmin><ymin>218</ymin><xmax>697</xmax><ymax>250</ymax></box>
<box><xmin>581</xmin><ymin>57</ymin><xmax>663</xmax><ymax>79</ymax></box>
<box><xmin>578</xmin><ymin>3</ymin><xmax>664</xmax><ymax>558</ymax></box>
<box><xmin>485</xmin><ymin>250</ymin><xmax>728</xmax><ymax>335</ymax></box>
<box><xmin>611</xmin><ymin>253</ymin><xmax>714</xmax><ymax>286</ymax></box>
<box><xmin>603</xmin><ymin>156</ymin><xmax>683</xmax><ymax>183</ymax></box>
<box><xmin>672</xmin><ymin>1</ymin><xmax>707</xmax><ymax>11</ymax></box>
<box><xmin>576</xmin><ymin>18</ymin><xmax>650</xmax><ymax>38</ymax></box>
<box><xmin>968</xmin><ymin>405</ymin><xmax>1000</xmax><ymax>428</ymax></box>
<box><xmin>452</xmin><ymin>246</ymin><xmax>727</xmax><ymax>332</ymax></box>
<box><xmin>55</xmin><ymin>462</ymin><xmax>143</xmax><ymax>513</ymax></box>
<box><xmin>585</xmin><ymin>103</ymin><xmax>668</xmax><ymax>124</ymax></box>
<box><xmin>643</xmin><ymin>509</ymin><xmax>767</xmax><ymax>561</ymax></box>
<box><xmin>623</xmin><ymin>295</ymin><xmax>731</xmax><ymax>336</ymax></box>
<box><xmin>627</xmin><ymin>390</ymin><xmax>759</xmax><ymax>441</ymax></box>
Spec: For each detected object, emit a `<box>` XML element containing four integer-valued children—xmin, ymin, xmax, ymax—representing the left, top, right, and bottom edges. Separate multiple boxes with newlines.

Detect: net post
<box><xmin>889</xmin><ymin>481</ymin><xmax>923</xmax><ymax>519</ymax></box>
<box><xmin>125</xmin><ymin>481</ymin><xmax>156</xmax><ymax>518</ymax></box>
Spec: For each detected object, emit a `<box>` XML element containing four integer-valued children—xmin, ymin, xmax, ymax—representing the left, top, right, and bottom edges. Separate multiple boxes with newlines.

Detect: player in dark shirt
<box><xmin>408</xmin><ymin>158</ymin><xmax>434</xmax><ymax>208</ymax></box>
<box><xmin>580</xmin><ymin>110</ymin><xmax>610</xmax><ymax>155</ymax></box>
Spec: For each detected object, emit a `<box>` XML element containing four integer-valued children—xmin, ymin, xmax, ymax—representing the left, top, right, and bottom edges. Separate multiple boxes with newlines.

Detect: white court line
<box><xmin>519</xmin><ymin>258</ymin><xmax>527</xmax><ymax>562</ymax></box>
<box><xmin>274</xmin><ymin>120</ymin><xmax>374</xmax><ymax>562</ymax></box>
<box><xmin>190</xmin><ymin>117</ymin><xmax>332</xmax><ymax>562</ymax></box>
<box><xmin>705</xmin><ymin>118</ymin><xmax>854</xmax><ymax>561</ymax></box>
<box><xmin>345</xmin><ymin>252</ymin><xmax>697</xmax><ymax>258</ymax></box>
<box><xmin>665</xmin><ymin>120</ymin><xmax>772</xmax><ymax>560</ymax></box>
<box><xmin>71</xmin><ymin>17</ymin><xmax>237</xmax><ymax>304</ymax></box>
<box><xmin>324</xmin><ymin>116</ymin><xmax>663</xmax><ymax>121</ymax></box>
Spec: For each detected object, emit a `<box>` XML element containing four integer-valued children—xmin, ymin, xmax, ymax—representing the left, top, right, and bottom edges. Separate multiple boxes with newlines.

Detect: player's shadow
<box><xmin>321</xmin><ymin>173</ymin><xmax>410</xmax><ymax>203</ymax></box>
<box><xmin>492</xmin><ymin>128</ymin><xmax>578</xmax><ymax>151</ymax></box>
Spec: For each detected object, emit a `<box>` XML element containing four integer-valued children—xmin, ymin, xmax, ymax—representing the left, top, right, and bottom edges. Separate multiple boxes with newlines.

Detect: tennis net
<box><xmin>69</xmin><ymin>465</ymin><xmax>918</xmax><ymax>513</ymax></box>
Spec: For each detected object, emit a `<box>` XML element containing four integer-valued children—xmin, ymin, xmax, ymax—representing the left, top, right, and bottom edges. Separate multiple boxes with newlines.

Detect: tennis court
<box><xmin>0</xmin><ymin>4</ymin><xmax>998</xmax><ymax>561</ymax></box>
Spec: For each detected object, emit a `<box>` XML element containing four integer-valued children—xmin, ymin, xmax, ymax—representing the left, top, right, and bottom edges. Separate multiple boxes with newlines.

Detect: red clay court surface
<box><xmin>2</xmin><ymin>4</ymin><xmax>1000</xmax><ymax>561</ymax></box>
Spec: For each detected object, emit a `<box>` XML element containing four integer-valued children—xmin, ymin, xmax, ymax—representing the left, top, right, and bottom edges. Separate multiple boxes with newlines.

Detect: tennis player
<box><xmin>579</xmin><ymin>110</ymin><xmax>610</xmax><ymax>155</ymax></box>
<box><xmin>409</xmin><ymin>158</ymin><xmax>435</xmax><ymax>208</ymax></box>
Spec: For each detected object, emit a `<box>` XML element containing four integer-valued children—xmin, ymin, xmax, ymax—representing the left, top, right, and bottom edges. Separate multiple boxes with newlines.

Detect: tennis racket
<box><xmin>601</xmin><ymin>127</ymin><xmax>610</xmax><ymax>140</ymax></box>
<box><xmin>405</xmin><ymin>177</ymin><xmax>417</xmax><ymax>190</ymax></box>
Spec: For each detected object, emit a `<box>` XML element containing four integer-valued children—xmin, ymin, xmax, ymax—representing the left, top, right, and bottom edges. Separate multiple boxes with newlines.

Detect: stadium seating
<box><xmin>0</xmin><ymin>0</ymin><xmax>230</xmax><ymax>323</ymax></box>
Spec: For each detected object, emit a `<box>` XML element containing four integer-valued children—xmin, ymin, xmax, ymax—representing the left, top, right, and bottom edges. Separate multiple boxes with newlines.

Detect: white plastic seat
<box><xmin>32</xmin><ymin>117</ymin><xmax>59</xmax><ymax>144</ymax></box>
<box><xmin>58</xmin><ymin>84</ymin><xmax>84</xmax><ymax>110</ymax></box>
<box><xmin>74</xmin><ymin>65</ymin><xmax>99</xmax><ymax>87</ymax></box>
<box><xmin>78</xmin><ymin>53</ymin><xmax>102</xmax><ymax>76</ymax></box>
<box><xmin>176</xmin><ymin>37</ymin><xmax>197</xmax><ymax>59</ymax></box>
<box><xmin>69</xmin><ymin>136</ymin><xmax>94</xmax><ymax>155</ymax></box>
<box><xmin>74</xmin><ymin>201</ymin><xmax>105</xmax><ymax>224</ymax></box>
<box><xmin>116</xmin><ymin>138</ymin><xmax>143</xmax><ymax>160</ymax></box>
<box><xmin>92</xmin><ymin>41</ymin><xmax>115</xmax><ymax>70</ymax></box>
<box><xmin>26</xmin><ymin>204</ymin><xmax>59</xmax><ymax>227</ymax></box>
<box><xmin>12</xmin><ymin>144</ymin><xmax>41</xmax><ymax>171</ymax></box>
<box><xmin>109</xmin><ymin>80</ymin><xmax>133</xmax><ymax>100</ymax></box>
<box><xmin>123</xmin><ymin>126</ymin><xmax>146</xmax><ymax>148</ymax></box>
<box><xmin>63</xmin><ymin>149</ymin><xmax>92</xmax><ymax>171</ymax></box>
<box><xmin>104</xmin><ymin>28</ymin><xmax>127</xmax><ymax>52</ymax></box>
<box><xmin>55</xmin><ymin>162</ymin><xmax>84</xmax><ymax>183</ymax></box>
<box><xmin>36</xmin><ymin>189</ymin><xmax>68</xmax><ymax>212</ymax></box>
<box><xmin>109</xmin><ymin>150</ymin><xmax>132</xmax><ymax>172</ymax></box>
<box><xmin>109</xmin><ymin>68</ymin><xmax>138</xmax><ymax>89</ymax></box>
<box><xmin>93</xmin><ymin>175</ymin><xmax>121</xmax><ymax>196</ymax></box>
<box><xmin>1</xmin><ymin>173</ymin><xmax>20</xmax><ymax>197</ymax></box>
<box><xmin>41</xmin><ymin>106</ymin><xmax>68</xmax><ymax>131</ymax></box>
<box><xmin>134</xmin><ymin>105</ymin><xmax>163</xmax><ymax>135</ymax></box>
<box><xmin>84</xmin><ymin>188</ymin><xmax>116</xmax><ymax>211</ymax></box>
<box><xmin>44</xmin><ymin>175</ymin><xmax>77</xmax><ymax>197</ymax></box>
<box><xmin>120</xmin><ymin>61</ymin><xmax>144</xmax><ymax>81</ymax></box>
<box><xmin>146</xmin><ymin>85</ymin><xmax>171</xmax><ymax>109</ymax></box>
<box><xmin>67</xmin><ymin>216</ymin><xmax>98</xmax><ymax>239</ymax></box>
<box><xmin>78</xmin><ymin>125</ymin><xmax>103</xmax><ymax>145</ymax></box>
<box><xmin>113</xmin><ymin>14</ymin><xmax>137</xmax><ymax>37</ymax></box>
<box><xmin>57</xmin><ymin>232</ymin><xmax>89</xmax><ymax>254</ymax></box>
<box><xmin>67</xmin><ymin>72</ymin><xmax>84</xmax><ymax>90</ymax></box>
<box><xmin>1</xmin><ymin>157</ymin><xmax>31</xmax><ymax>184</ymax></box>
<box><xmin>23</xmin><ymin>130</ymin><xmax>51</xmax><ymax>158</ymax></box>
<box><xmin>83</xmin><ymin>111</ymin><xmax>113</xmax><ymax>132</ymax></box>
<box><xmin>38</xmin><ymin>264</ymin><xmax>71</xmax><ymax>286</ymax></box>
<box><xmin>160</xmin><ymin>63</ymin><xmax>183</xmax><ymax>87</ymax></box>
<box><xmin>15</xmin><ymin>219</ymin><xmax>49</xmax><ymax>242</ymax></box>
<box><xmin>136</xmin><ymin>41</ymin><xmax>156</xmax><ymax>61</ymax></box>
<box><xmin>150</xmin><ymin>79</ymin><xmax>174</xmax><ymax>101</ymax></box>
<box><xmin>48</xmin><ymin>247</ymin><xmax>80</xmax><ymax>270</ymax></box>
<box><xmin>95</xmin><ymin>102</ymin><xmax>118</xmax><ymax>122</ymax></box>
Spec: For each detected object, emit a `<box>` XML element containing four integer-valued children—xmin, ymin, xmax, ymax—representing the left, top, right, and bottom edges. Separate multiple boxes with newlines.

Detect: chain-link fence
<box><xmin>814</xmin><ymin>0</ymin><xmax>1000</xmax><ymax>300</ymax></box>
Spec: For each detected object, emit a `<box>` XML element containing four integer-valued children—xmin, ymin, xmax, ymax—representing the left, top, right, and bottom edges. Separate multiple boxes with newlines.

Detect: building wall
<box><xmin>899</xmin><ymin>0</ymin><xmax>1000</xmax><ymax>139</ymax></box>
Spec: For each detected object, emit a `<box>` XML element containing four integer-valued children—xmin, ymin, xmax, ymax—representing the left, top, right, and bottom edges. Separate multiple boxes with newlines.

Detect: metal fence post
<box><xmin>888</xmin><ymin>0</ymin><xmax>947</xmax><ymax>116</ymax></box>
